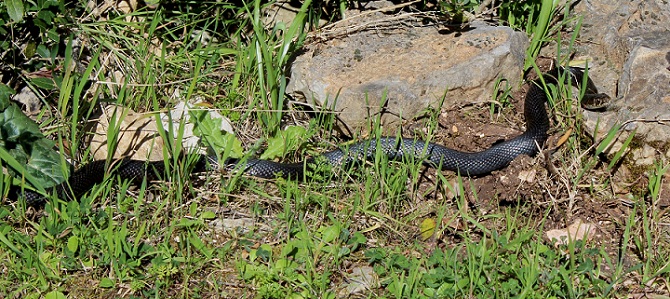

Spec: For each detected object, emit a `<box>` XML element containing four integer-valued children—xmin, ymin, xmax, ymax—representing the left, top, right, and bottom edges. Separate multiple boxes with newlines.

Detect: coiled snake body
<box><xmin>14</xmin><ymin>67</ymin><xmax>599</xmax><ymax>206</ymax></box>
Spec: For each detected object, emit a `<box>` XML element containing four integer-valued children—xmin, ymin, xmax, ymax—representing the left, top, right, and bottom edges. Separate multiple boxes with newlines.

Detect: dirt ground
<box><xmin>394</xmin><ymin>64</ymin><xmax>666</xmax><ymax>292</ymax></box>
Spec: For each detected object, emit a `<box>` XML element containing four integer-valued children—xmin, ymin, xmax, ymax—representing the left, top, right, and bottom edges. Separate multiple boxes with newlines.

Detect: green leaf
<box><xmin>67</xmin><ymin>236</ymin><xmax>79</xmax><ymax>253</ymax></box>
<box><xmin>420</xmin><ymin>218</ymin><xmax>436</xmax><ymax>241</ymax></box>
<box><xmin>0</xmin><ymin>230</ymin><xmax>23</xmax><ymax>257</ymax></box>
<box><xmin>191</xmin><ymin>109</ymin><xmax>243</xmax><ymax>158</ymax></box>
<box><xmin>347</xmin><ymin>231</ymin><xmax>367</xmax><ymax>251</ymax></box>
<box><xmin>1</xmin><ymin>105</ymin><xmax>42</xmax><ymax>141</ymax></box>
<box><xmin>320</xmin><ymin>224</ymin><xmax>341</xmax><ymax>243</ymax></box>
<box><xmin>257</xmin><ymin>244</ymin><xmax>272</xmax><ymax>261</ymax></box>
<box><xmin>36</xmin><ymin>9</ymin><xmax>54</xmax><ymax>24</ymax></box>
<box><xmin>0</xmin><ymin>105</ymin><xmax>66</xmax><ymax>188</ymax></box>
<box><xmin>200</xmin><ymin>210</ymin><xmax>216</xmax><ymax>220</ymax></box>
<box><xmin>177</xmin><ymin>218</ymin><xmax>200</xmax><ymax>227</ymax></box>
<box><xmin>22</xmin><ymin>140</ymin><xmax>66</xmax><ymax>186</ymax></box>
<box><xmin>44</xmin><ymin>291</ymin><xmax>66</xmax><ymax>299</ymax></box>
<box><xmin>36</xmin><ymin>44</ymin><xmax>51</xmax><ymax>58</ymax></box>
<box><xmin>99</xmin><ymin>278</ymin><xmax>115</xmax><ymax>288</ymax></box>
<box><xmin>30</xmin><ymin>77</ymin><xmax>56</xmax><ymax>90</ymax></box>
<box><xmin>189</xmin><ymin>233</ymin><xmax>213</xmax><ymax>258</ymax></box>
<box><xmin>47</xmin><ymin>27</ymin><xmax>60</xmax><ymax>43</ymax></box>
<box><xmin>261</xmin><ymin>125</ymin><xmax>308</xmax><ymax>160</ymax></box>
<box><xmin>0</xmin><ymin>84</ymin><xmax>15</xmax><ymax>110</ymax></box>
<box><xmin>457</xmin><ymin>277</ymin><xmax>470</xmax><ymax>289</ymax></box>
<box><xmin>5</xmin><ymin>0</ymin><xmax>25</xmax><ymax>22</ymax></box>
<box><xmin>274</xmin><ymin>258</ymin><xmax>291</xmax><ymax>270</ymax></box>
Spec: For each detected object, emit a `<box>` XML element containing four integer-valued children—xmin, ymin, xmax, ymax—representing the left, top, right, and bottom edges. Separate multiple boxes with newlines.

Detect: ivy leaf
<box><xmin>0</xmin><ymin>103</ymin><xmax>66</xmax><ymax>188</ymax></box>
<box><xmin>1</xmin><ymin>105</ymin><xmax>42</xmax><ymax>142</ymax></box>
<box><xmin>21</xmin><ymin>140</ymin><xmax>67</xmax><ymax>187</ymax></box>
<box><xmin>0</xmin><ymin>84</ymin><xmax>15</xmax><ymax>110</ymax></box>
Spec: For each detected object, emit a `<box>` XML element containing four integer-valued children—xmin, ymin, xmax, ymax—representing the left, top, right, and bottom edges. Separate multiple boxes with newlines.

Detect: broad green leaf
<box><xmin>22</xmin><ymin>140</ymin><xmax>66</xmax><ymax>187</ymax></box>
<box><xmin>36</xmin><ymin>9</ymin><xmax>54</xmax><ymax>24</ymax></box>
<box><xmin>46</xmin><ymin>28</ymin><xmax>60</xmax><ymax>43</ymax></box>
<box><xmin>320</xmin><ymin>224</ymin><xmax>341</xmax><ymax>243</ymax></box>
<box><xmin>257</xmin><ymin>244</ymin><xmax>272</xmax><ymax>260</ymax></box>
<box><xmin>1</xmin><ymin>105</ymin><xmax>42</xmax><ymax>141</ymax></box>
<box><xmin>200</xmin><ymin>210</ymin><xmax>216</xmax><ymax>220</ymax></box>
<box><xmin>67</xmin><ymin>236</ymin><xmax>79</xmax><ymax>253</ymax></box>
<box><xmin>5</xmin><ymin>0</ymin><xmax>25</xmax><ymax>22</ymax></box>
<box><xmin>44</xmin><ymin>291</ymin><xmax>66</xmax><ymax>299</ymax></box>
<box><xmin>420</xmin><ymin>218</ymin><xmax>436</xmax><ymax>241</ymax></box>
<box><xmin>30</xmin><ymin>77</ymin><xmax>56</xmax><ymax>90</ymax></box>
<box><xmin>99</xmin><ymin>278</ymin><xmax>115</xmax><ymax>288</ymax></box>
<box><xmin>0</xmin><ymin>84</ymin><xmax>15</xmax><ymax>110</ymax></box>
<box><xmin>191</xmin><ymin>109</ymin><xmax>243</xmax><ymax>158</ymax></box>
<box><xmin>36</xmin><ymin>44</ymin><xmax>51</xmax><ymax>58</ymax></box>
<box><xmin>274</xmin><ymin>258</ymin><xmax>291</xmax><ymax>270</ymax></box>
<box><xmin>0</xmin><ymin>105</ymin><xmax>66</xmax><ymax>187</ymax></box>
<box><xmin>177</xmin><ymin>218</ymin><xmax>200</xmax><ymax>227</ymax></box>
<box><xmin>261</xmin><ymin>125</ymin><xmax>308</xmax><ymax>160</ymax></box>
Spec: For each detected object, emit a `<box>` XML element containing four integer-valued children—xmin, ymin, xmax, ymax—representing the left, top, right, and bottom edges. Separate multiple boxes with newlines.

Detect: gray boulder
<box><xmin>575</xmin><ymin>0</ymin><xmax>670</xmax><ymax>166</ymax></box>
<box><xmin>287</xmin><ymin>22</ymin><xmax>529</xmax><ymax>132</ymax></box>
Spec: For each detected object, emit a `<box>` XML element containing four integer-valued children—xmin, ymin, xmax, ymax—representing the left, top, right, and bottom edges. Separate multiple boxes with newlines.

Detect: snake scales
<box><xmin>12</xmin><ymin>67</ymin><xmax>602</xmax><ymax>206</ymax></box>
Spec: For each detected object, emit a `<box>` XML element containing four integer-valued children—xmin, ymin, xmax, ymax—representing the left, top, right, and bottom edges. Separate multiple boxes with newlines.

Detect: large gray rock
<box><xmin>287</xmin><ymin>22</ymin><xmax>528</xmax><ymax>132</ymax></box>
<box><xmin>574</xmin><ymin>0</ymin><xmax>670</xmax><ymax>166</ymax></box>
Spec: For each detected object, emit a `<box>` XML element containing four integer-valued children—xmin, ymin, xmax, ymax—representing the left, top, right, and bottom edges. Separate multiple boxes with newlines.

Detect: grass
<box><xmin>1</xmin><ymin>0</ymin><xmax>669</xmax><ymax>298</ymax></box>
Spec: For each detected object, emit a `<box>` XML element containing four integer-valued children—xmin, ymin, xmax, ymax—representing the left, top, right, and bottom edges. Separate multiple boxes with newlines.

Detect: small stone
<box><xmin>518</xmin><ymin>169</ymin><xmax>536</xmax><ymax>183</ymax></box>
<box><xmin>546</xmin><ymin>219</ymin><xmax>598</xmax><ymax>247</ymax></box>
<box><xmin>13</xmin><ymin>86</ymin><xmax>41</xmax><ymax>115</ymax></box>
<box><xmin>338</xmin><ymin>266</ymin><xmax>380</xmax><ymax>296</ymax></box>
<box><xmin>209</xmin><ymin>218</ymin><xmax>256</xmax><ymax>233</ymax></box>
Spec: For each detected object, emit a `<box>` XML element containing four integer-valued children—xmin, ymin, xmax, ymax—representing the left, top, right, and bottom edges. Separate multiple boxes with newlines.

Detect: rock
<box><xmin>337</xmin><ymin>266</ymin><xmax>380</xmax><ymax>296</ymax></box>
<box><xmin>89</xmin><ymin>102</ymin><xmax>233</xmax><ymax>161</ymax></box>
<box><xmin>263</xmin><ymin>0</ymin><xmax>328</xmax><ymax>29</ymax></box>
<box><xmin>13</xmin><ymin>86</ymin><xmax>41</xmax><ymax>115</ymax></box>
<box><xmin>287</xmin><ymin>21</ymin><xmax>528</xmax><ymax>132</ymax></box>
<box><xmin>546</xmin><ymin>219</ymin><xmax>598</xmax><ymax>247</ymax></box>
<box><xmin>90</xmin><ymin>105</ymin><xmax>166</xmax><ymax>161</ymax></box>
<box><xmin>517</xmin><ymin>169</ymin><xmax>536</xmax><ymax>183</ymax></box>
<box><xmin>209</xmin><ymin>218</ymin><xmax>257</xmax><ymax>233</ymax></box>
<box><xmin>574</xmin><ymin>0</ymin><xmax>670</xmax><ymax>166</ymax></box>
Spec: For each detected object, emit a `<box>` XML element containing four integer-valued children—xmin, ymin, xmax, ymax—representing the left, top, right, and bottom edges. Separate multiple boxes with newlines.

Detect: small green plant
<box><xmin>499</xmin><ymin>0</ymin><xmax>544</xmax><ymax>30</ymax></box>
<box><xmin>490</xmin><ymin>77</ymin><xmax>513</xmax><ymax>119</ymax></box>
<box><xmin>439</xmin><ymin>0</ymin><xmax>479</xmax><ymax>23</ymax></box>
<box><xmin>239</xmin><ymin>0</ymin><xmax>312</xmax><ymax>136</ymax></box>
<box><xmin>524</xmin><ymin>0</ymin><xmax>560</xmax><ymax>70</ymax></box>
<box><xmin>1</xmin><ymin>0</ymin><xmax>75</xmax><ymax>89</ymax></box>
<box><xmin>237</xmin><ymin>220</ymin><xmax>361</xmax><ymax>298</ymax></box>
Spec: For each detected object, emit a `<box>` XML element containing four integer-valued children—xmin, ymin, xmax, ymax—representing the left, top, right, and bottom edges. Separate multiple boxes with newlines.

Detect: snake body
<box><xmin>13</xmin><ymin>67</ymin><xmax>596</xmax><ymax>206</ymax></box>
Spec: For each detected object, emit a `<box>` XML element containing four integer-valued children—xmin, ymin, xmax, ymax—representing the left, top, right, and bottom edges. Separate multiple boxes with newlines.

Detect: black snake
<box><xmin>10</xmin><ymin>67</ymin><xmax>603</xmax><ymax>206</ymax></box>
